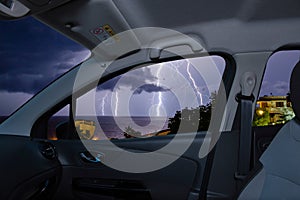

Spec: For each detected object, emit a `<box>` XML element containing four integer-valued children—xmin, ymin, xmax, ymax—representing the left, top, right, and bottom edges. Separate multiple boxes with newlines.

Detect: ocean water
<box><xmin>1</xmin><ymin>116</ymin><xmax>170</xmax><ymax>139</ymax></box>
<box><xmin>95</xmin><ymin>116</ymin><xmax>169</xmax><ymax>138</ymax></box>
<box><xmin>49</xmin><ymin>116</ymin><xmax>170</xmax><ymax>139</ymax></box>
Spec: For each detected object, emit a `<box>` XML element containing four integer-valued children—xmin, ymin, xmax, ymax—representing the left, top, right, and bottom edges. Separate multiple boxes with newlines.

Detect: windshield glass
<box><xmin>0</xmin><ymin>17</ymin><xmax>90</xmax><ymax>122</ymax></box>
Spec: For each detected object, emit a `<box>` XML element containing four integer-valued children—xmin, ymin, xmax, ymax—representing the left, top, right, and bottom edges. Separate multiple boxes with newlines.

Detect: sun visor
<box><xmin>0</xmin><ymin>0</ymin><xmax>29</xmax><ymax>17</ymax></box>
<box><xmin>92</xmin><ymin>27</ymin><xmax>205</xmax><ymax>63</ymax></box>
<box><xmin>35</xmin><ymin>0</ymin><xmax>205</xmax><ymax>61</ymax></box>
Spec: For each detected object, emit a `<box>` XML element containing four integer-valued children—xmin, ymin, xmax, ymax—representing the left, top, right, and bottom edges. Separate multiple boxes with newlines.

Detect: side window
<box><xmin>75</xmin><ymin>56</ymin><xmax>226</xmax><ymax>140</ymax></box>
<box><xmin>73</xmin><ymin>56</ymin><xmax>225</xmax><ymax>140</ymax></box>
<box><xmin>48</xmin><ymin>104</ymin><xmax>70</xmax><ymax>140</ymax></box>
<box><xmin>253</xmin><ymin>50</ymin><xmax>300</xmax><ymax>126</ymax></box>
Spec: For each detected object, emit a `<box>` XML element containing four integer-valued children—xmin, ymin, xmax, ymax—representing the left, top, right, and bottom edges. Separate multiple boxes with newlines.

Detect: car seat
<box><xmin>238</xmin><ymin>60</ymin><xmax>300</xmax><ymax>199</ymax></box>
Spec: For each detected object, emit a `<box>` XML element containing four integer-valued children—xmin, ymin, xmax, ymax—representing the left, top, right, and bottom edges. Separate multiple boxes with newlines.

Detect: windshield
<box><xmin>0</xmin><ymin>17</ymin><xmax>90</xmax><ymax>122</ymax></box>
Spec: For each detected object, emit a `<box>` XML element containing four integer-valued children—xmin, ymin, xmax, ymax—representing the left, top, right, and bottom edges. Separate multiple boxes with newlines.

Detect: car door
<box><xmin>252</xmin><ymin>49</ymin><xmax>300</xmax><ymax>166</ymax></box>
<box><xmin>29</xmin><ymin>54</ymin><xmax>229</xmax><ymax>200</ymax></box>
<box><xmin>0</xmin><ymin>134</ymin><xmax>61</xmax><ymax>200</ymax></box>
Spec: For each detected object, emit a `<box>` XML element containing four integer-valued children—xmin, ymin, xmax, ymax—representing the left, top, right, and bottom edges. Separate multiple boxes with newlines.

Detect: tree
<box><xmin>252</xmin><ymin>108</ymin><xmax>270</xmax><ymax>126</ymax></box>
<box><xmin>168</xmin><ymin>92</ymin><xmax>216</xmax><ymax>134</ymax></box>
<box><xmin>168</xmin><ymin>110</ymin><xmax>181</xmax><ymax>134</ymax></box>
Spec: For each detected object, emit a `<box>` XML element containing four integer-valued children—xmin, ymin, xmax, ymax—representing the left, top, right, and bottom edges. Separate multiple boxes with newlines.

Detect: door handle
<box><xmin>80</xmin><ymin>152</ymin><xmax>103</xmax><ymax>163</ymax></box>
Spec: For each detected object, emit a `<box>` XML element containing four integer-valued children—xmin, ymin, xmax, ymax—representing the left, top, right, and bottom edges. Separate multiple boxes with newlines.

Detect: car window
<box><xmin>0</xmin><ymin>17</ymin><xmax>90</xmax><ymax>122</ymax></box>
<box><xmin>69</xmin><ymin>56</ymin><xmax>226</xmax><ymax>140</ymax></box>
<box><xmin>253</xmin><ymin>50</ymin><xmax>300</xmax><ymax>126</ymax></box>
<box><xmin>47</xmin><ymin>104</ymin><xmax>70</xmax><ymax>140</ymax></box>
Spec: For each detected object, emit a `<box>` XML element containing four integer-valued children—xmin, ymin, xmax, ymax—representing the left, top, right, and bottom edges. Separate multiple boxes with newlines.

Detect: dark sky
<box><xmin>0</xmin><ymin>16</ymin><xmax>90</xmax><ymax>115</ymax></box>
<box><xmin>259</xmin><ymin>50</ymin><xmax>300</xmax><ymax>97</ymax></box>
<box><xmin>0</xmin><ymin>17</ymin><xmax>300</xmax><ymax>116</ymax></box>
<box><xmin>77</xmin><ymin>57</ymin><xmax>225</xmax><ymax>117</ymax></box>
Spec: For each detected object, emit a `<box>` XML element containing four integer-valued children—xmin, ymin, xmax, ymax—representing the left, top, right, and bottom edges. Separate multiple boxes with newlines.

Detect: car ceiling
<box><xmin>3</xmin><ymin>0</ymin><xmax>300</xmax><ymax>54</ymax></box>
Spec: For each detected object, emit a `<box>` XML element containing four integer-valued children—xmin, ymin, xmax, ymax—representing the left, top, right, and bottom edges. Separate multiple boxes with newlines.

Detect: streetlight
<box><xmin>256</xmin><ymin>109</ymin><xmax>265</xmax><ymax>116</ymax></box>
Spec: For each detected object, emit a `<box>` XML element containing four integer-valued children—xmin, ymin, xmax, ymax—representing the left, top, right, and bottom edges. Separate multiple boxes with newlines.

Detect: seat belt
<box><xmin>235</xmin><ymin>72</ymin><xmax>256</xmax><ymax>181</ymax></box>
<box><xmin>198</xmin><ymin>146</ymin><xmax>216</xmax><ymax>200</ymax></box>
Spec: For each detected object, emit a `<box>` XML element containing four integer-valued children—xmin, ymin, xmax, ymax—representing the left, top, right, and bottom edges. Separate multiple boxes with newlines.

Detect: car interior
<box><xmin>0</xmin><ymin>0</ymin><xmax>300</xmax><ymax>199</ymax></box>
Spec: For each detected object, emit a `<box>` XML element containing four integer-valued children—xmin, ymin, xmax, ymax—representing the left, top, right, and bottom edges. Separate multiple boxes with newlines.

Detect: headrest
<box><xmin>290</xmin><ymin>61</ymin><xmax>300</xmax><ymax>121</ymax></box>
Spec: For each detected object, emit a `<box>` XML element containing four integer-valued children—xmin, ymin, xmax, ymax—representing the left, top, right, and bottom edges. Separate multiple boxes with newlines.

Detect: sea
<box><xmin>0</xmin><ymin>116</ymin><xmax>169</xmax><ymax>139</ymax></box>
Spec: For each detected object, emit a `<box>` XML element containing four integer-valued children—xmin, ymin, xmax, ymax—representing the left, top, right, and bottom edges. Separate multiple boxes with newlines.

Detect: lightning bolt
<box><xmin>114</xmin><ymin>90</ymin><xmax>119</xmax><ymax>116</ymax></box>
<box><xmin>101</xmin><ymin>92</ymin><xmax>109</xmax><ymax>115</ymax></box>
<box><xmin>156</xmin><ymin>64</ymin><xmax>163</xmax><ymax>116</ymax></box>
<box><xmin>158</xmin><ymin>92</ymin><xmax>163</xmax><ymax>116</ymax></box>
<box><xmin>187</xmin><ymin>61</ymin><xmax>203</xmax><ymax>105</ymax></box>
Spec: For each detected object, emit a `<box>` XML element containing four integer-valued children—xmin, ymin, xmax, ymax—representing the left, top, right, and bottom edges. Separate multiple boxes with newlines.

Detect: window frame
<box><xmin>252</xmin><ymin>47</ymin><xmax>300</xmax><ymax>127</ymax></box>
<box><xmin>31</xmin><ymin>52</ymin><xmax>235</xmax><ymax>139</ymax></box>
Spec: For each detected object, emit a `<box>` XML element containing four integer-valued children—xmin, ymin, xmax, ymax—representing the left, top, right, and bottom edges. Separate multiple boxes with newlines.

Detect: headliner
<box><xmin>5</xmin><ymin>0</ymin><xmax>300</xmax><ymax>54</ymax></box>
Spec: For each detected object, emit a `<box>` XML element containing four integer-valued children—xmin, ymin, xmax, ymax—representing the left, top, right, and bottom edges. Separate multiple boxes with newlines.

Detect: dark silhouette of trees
<box><xmin>168</xmin><ymin>92</ymin><xmax>217</xmax><ymax>134</ymax></box>
<box><xmin>122</xmin><ymin>92</ymin><xmax>218</xmax><ymax>137</ymax></box>
<box><xmin>168</xmin><ymin>110</ymin><xmax>182</xmax><ymax>134</ymax></box>
<box><xmin>168</xmin><ymin>104</ymin><xmax>212</xmax><ymax>134</ymax></box>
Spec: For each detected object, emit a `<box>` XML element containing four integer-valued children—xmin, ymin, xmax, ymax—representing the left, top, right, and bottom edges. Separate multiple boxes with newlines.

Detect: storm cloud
<box><xmin>0</xmin><ymin>91</ymin><xmax>32</xmax><ymax>115</ymax></box>
<box><xmin>98</xmin><ymin>66</ymin><xmax>170</xmax><ymax>94</ymax></box>
<box><xmin>260</xmin><ymin>80</ymin><xmax>289</xmax><ymax>96</ymax></box>
<box><xmin>133</xmin><ymin>84</ymin><xmax>170</xmax><ymax>94</ymax></box>
<box><xmin>0</xmin><ymin>17</ymin><xmax>90</xmax><ymax>94</ymax></box>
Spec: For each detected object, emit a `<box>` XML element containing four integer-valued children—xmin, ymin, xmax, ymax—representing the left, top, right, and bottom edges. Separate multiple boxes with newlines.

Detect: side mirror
<box><xmin>56</xmin><ymin>120</ymin><xmax>96</xmax><ymax>140</ymax></box>
<box><xmin>74</xmin><ymin>119</ymin><xmax>96</xmax><ymax>140</ymax></box>
<box><xmin>55</xmin><ymin>121</ymin><xmax>69</xmax><ymax>140</ymax></box>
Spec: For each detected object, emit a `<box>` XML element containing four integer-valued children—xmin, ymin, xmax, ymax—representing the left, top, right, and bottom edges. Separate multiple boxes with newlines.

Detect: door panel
<box><xmin>0</xmin><ymin>135</ymin><xmax>61</xmax><ymax>200</ymax></box>
<box><xmin>252</xmin><ymin>124</ymin><xmax>283</xmax><ymax>166</ymax></box>
<box><xmin>207</xmin><ymin>131</ymin><xmax>239</xmax><ymax>200</ymax></box>
<box><xmin>30</xmin><ymin>55</ymin><xmax>227</xmax><ymax>199</ymax></box>
<box><xmin>52</xmin><ymin>132</ymin><xmax>208</xmax><ymax>200</ymax></box>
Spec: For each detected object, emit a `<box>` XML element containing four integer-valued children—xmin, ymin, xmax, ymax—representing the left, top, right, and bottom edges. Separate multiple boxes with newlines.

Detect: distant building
<box><xmin>256</xmin><ymin>95</ymin><xmax>294</xmax><ymax>125</ymax></box>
